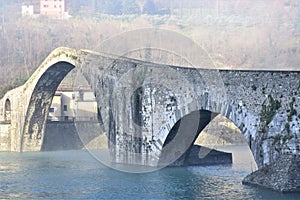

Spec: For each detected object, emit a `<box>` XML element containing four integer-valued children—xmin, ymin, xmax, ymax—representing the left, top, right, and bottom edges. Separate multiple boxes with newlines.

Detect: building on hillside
<box><xmin>22</xmin><ymin>0</ymin><xmax>40</xmax><ymax>17</ymax></box>
<box><xmin>48</xmin><ymin>84</ymin><xmax>98</xmax><ymax>122</ymax></box>
<box><xmin>22</xmin><ymin>0</ymin><xmax>70</xmax><ymax>19</ymax></box>
<box><xmin>40</xmin><ymin>0</ymin><xmax>69</xmax><ymax>19</ymax></box>
<box><xmin>21</xmin><ymin>5</ymin><xmax>35</xmax><ymax>17</ymax></box>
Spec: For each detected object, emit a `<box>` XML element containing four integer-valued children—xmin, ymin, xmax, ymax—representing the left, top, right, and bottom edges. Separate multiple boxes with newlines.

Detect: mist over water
<box><xmin>0</xmin><ymin>145</ymin><xmax>299</xmax><ymax>199</ymax></box>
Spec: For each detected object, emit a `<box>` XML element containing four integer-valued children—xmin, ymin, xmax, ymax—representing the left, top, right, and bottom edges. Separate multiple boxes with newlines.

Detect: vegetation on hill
<box><xmin>0</xmin><ymin>0</ymin><xmax>300</xmax><ymax>98</ymax></box>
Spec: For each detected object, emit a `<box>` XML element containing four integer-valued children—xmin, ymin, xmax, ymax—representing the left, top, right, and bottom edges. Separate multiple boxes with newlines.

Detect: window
<box><xmin>64</xmin><ymin>116</ymin><xmax>69</xmax><ymax>121</ymax></box>
<box><xmin>54</xmin><ymin>5</ymin><xmax>57</xmax><ymax>8</ymax></box>
<box><xmin>63</xmin><ymin>105</ymin><xmax>68</xmax><ymax>111</ymax></box>
<box><xmin>49</xmin><ymin>108</ymin><xmax>54</xmax><ymax>112</ymax></box>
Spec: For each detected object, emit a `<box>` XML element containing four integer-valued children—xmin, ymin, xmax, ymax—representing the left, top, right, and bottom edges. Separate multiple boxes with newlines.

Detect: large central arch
<box><xmin>19</xmin><ymin>47</ymin><xmax>116</xmax><ymax>152</ymax></box>
<box><xmin>21</xmin><ymin>61</ymin><xmax>76</xmax><ymax>151</ymax></box>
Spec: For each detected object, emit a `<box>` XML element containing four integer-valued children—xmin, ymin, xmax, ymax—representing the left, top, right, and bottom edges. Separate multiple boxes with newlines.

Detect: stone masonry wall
<box><xmin>220</xmin><ymin>71</ymin><xmax>300</xmax><ymax>167</ymax></box>
<box><xmin>0</xmin><ymin>124</ymin><xmax>11</xmax><ymax>151</ymax></box>
<box><xmin>0</xmin><ymin>47</ymin><xmax>299</xmax><ymax>170</ymax></box>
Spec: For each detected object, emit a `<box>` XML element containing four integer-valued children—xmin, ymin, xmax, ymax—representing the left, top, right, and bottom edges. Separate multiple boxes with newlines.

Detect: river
<box><xmin>0</xmin><ymin>145</ymin><xmax>300</xmax><ymax>199</ymax></box>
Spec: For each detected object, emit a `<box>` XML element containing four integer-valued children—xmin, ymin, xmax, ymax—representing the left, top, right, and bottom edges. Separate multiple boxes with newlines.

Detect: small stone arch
<box><xmin>4</xmin><ymin>99</ymin><xmax>11</xmax><ymax>122</ymax></box>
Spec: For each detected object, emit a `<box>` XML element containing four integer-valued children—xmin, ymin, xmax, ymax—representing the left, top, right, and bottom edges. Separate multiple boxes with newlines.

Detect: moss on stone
<box><xmin>271</xmin><ymin>134</ymin><xmax>281</xmax><ymax>146</ymax></box>
<box><xmin>169</xmin><ymin>95</ymin><xmax>174</xmax><ymax>102</ymax></box>
<box><xmin>260</xmin><ymin>95</ymin><xmax>281</xmax><ymax>133</ymax></box>
<box><xmin>287</xmin><ymin>97</ymin><xmax>297</xmax><ymax>122</ymax></box>
<box><xmin>285</xmin><ymin>123</ymin><xmax>291</xmax><ymax>134</ymax></box>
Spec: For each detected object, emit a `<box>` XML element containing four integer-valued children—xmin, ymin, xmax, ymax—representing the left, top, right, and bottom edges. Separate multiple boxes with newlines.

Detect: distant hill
<box><xmin>195</xmin><ymin>115</ymin><xmax>247</xmax><ymax>147</ymax></box>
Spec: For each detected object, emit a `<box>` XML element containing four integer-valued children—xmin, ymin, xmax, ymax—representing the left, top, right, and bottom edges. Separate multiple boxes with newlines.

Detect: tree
<box><xmin>66</xmin><ymin>0</ymin><xmax>80</xmax><ymax>16</ymax></box>
<box><xmin>136</xmin><ymin>0</ymin><xmax>146</xmax><ymax>14</ymax></box>
<box><xmin>103</xmin><ymin>0</ymin><xmax>122</xmax><ymax>15</ymax></box>
<box><xmin>122</xmin><ymin>0</ymin><xmax>139</xmax><ymax>15</ymax></box>
<box><xmin>143</xmin><ymin>0</ymin><xmax>156</xmax><ymax>14</ymax></box>
<box><xmin>92</xmin><ymin>0</ymin><xmax>105</xmax><ymax>13</ymax></box>
<box><xmin>295</xmin><ymin>2</ymin><xmax>300</xmax><ymax>32</ymax></box>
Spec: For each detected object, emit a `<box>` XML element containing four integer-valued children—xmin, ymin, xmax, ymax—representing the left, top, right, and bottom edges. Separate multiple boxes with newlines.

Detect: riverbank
<box><xmin>242</xmin><ymin>154</ymin><xmax>300</xmax><ymax>192</ymax></box>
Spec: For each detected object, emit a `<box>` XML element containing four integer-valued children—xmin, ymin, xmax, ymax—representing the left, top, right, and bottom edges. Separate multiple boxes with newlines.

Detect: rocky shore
<box><xmin>242</xmin><ymin>154</ymin><xmax>300</xmax><ymax>192</ymax></box>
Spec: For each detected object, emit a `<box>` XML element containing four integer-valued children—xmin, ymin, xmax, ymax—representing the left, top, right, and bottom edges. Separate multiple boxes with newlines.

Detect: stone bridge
<box><xmin>0</xmin><ymin>47</ymin><xmax>299</xmax><ymax>169</ymax></box>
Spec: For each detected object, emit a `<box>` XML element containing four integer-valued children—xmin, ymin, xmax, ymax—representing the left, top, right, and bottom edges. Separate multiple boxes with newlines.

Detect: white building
<box><xmin>40</xmin><ymin>0</ymin><xmax>70</xmax><ymax>19</ymax></box>
<box><xmin>22</xmin><ymin>0</ymin><xmax>70</xmax><ymax>19</ymax></box>
<box><xmin>48</xmin><ymin>85</ymin><xmax>98</xmax><ymax>122</ymax></box>
<box><xmin>22</xmin><ymin>5</ymin><xmax>35</xmax><ymax>17</ymax></box>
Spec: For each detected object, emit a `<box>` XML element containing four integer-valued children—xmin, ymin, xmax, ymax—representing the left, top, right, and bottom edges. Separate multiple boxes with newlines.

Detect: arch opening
<box><xmin>158</xmin><ymin>110</ymin><xmax>218</xmax><ymax>167</ymax></box>
<box><xmin>20</xmin><ymin>60</ymin><xmax>108</xmax><ymax>152</ymax></box>
<box><xmin>21</xmin><ymin>61</ymin><xmax>76</xmax><ymax>152</ymax></box>
<box><xmin>4</xmin><ymin>99</ymin><xmax>11</xmax><ymax>123</ymax></box>
<box><xmin>42</xmin><ymin>69</ymin><xmax>107</xmax><ymax>151</ymax></box>
<box><xmin>195</xmin><ymin>114</ymin><xmax>258</xmax><ymax>171</ymax></box>
<box><xmin>158</xmin><ymin>110</ymin><xmax>258</xmax><ymax>171</ymax></box>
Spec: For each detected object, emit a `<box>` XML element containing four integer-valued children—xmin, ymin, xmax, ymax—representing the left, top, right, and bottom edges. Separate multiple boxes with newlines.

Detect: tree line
<box><xmin>67</xmin><ymin>0</ymin><xmax>168</xmax><ymax>16</ymax></box>
<box><xmin>1</xmin><ymin>0</ymin><xmax>300</xmax><ymax>98</ymax></box>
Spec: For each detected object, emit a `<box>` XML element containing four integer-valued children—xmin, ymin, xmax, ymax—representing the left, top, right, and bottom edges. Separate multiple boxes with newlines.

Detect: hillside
<box><xmin>195</xmin><ymin>115</ymin><xmax>247</xmax><ymax>147</ymax></box>
<box><xmin>1</xmin><ymin>0</ymin><xmax>300</xmax><ymax>98</ymax></box>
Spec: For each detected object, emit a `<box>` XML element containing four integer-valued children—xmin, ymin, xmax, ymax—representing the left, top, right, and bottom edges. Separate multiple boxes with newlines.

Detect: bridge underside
<box><xmin>21</xmin><ymin>62</ymin><xmax>75</xmax><ymax>152</ymax></box>
<box><xmin>158</xmin><ymin>110</ymin><xmax>218</xmax><ymax>167</ymax></box>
